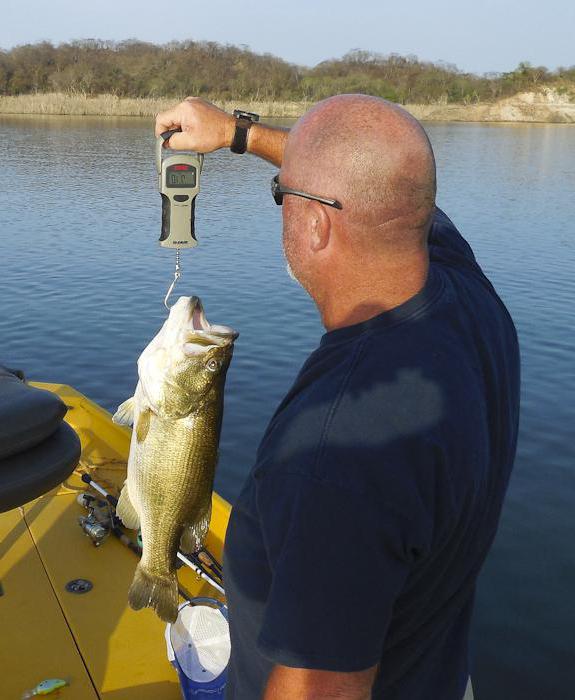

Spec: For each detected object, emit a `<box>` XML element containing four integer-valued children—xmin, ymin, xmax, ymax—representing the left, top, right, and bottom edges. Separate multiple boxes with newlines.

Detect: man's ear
<box><xmin>309</xmin><ymin>202</ymin><xmax>331</xmax><ymax>252</ymax></box>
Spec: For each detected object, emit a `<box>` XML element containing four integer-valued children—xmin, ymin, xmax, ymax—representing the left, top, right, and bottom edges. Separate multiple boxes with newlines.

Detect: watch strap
<box><xmin>230</xmin><ymin>110</ymin><xmax>260</xmax><ymax>154</ymax></box>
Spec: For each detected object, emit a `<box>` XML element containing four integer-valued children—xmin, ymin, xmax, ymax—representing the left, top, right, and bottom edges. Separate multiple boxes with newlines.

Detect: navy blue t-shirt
<box><xmin>223</xmin><ymin>208</ymin><xmax>520</xmax><ymax>700</ymax></box>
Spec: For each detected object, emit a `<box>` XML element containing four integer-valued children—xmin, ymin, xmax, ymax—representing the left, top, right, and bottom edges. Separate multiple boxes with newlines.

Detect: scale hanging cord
<box><xmin>164</xmin><ymin>249</ymin><xmax>182</xmax><ymax>310</ymax></box>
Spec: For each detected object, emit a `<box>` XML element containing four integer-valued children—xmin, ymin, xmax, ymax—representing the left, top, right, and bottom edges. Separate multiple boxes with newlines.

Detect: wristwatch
<box><xmin>230</xmin><ymin>109</ymin><xmax>260</xmax><ymax>154</ymax></box>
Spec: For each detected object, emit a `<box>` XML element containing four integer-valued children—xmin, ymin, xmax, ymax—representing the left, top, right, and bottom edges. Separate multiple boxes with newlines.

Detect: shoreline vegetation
<box><xmin>0</xmin><ymin>91</ymin><xmax>573</xmax><ymax>123</ymax></box>
<box><xmin>1</xmin><ymin>41</ymin><xmax>574</xmax><ymax>123</ymax></box>
<box><xmin>0</xmin><ymin>93</ymin><xmax>308</xmax><ymax>118</ymax></box>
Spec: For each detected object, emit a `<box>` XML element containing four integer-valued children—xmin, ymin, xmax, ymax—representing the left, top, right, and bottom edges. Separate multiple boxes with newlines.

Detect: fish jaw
<box><xmin>166</xmin><ymin>296</ymin><xmax>238</xmax><ymax>343</ymax></box>
<box><xmin>136</xmin><ymin>296</ymin><xmax>237</xmax><ymax>419</ymax></box>
<box><xmin>138</xmin><ymin>297</ymin><xmax>237</xmax><ymax>378</ymax></box>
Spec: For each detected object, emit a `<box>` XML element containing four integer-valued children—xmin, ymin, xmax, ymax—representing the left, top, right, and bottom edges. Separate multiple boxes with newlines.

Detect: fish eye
<box><xmin>206</xmin><ymin>358</ymin><xmax>220</xmax><ymax>372</ymax></box>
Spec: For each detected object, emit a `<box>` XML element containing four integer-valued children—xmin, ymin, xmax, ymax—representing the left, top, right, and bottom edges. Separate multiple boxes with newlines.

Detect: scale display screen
<box><xmin>166</xmin><ymin>164</ymin><xmax>197</xmax><ymax>188</ymax></box>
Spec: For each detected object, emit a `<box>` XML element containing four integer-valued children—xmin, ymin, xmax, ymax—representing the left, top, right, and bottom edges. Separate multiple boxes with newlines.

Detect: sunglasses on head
<box><xmin>270</xmin><ymin>174</ymin><xmax>343</xmax><ymax>210</ymax></box>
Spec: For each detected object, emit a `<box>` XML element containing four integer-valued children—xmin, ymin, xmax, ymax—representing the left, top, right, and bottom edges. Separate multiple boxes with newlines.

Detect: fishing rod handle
<box><xmin>81</xmin><ymin>473</ymin><xmax>118</xmax><ymax>506</ymax></box>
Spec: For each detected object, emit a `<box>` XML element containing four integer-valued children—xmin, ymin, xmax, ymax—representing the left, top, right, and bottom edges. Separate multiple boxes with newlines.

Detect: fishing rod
<box><xmin>80</xmin><ymin>473</ymin><xmax>225</xmax><ymax>595</ymax></box>
<box><xmin>79</xmin><ymin>472</ymin><xmax>222</xmax><ymax>576</ymax></box>
<box><xmin>77</xmin><ymin>491</ymin><xmax>195</xmax><ymax>603</ymax></box>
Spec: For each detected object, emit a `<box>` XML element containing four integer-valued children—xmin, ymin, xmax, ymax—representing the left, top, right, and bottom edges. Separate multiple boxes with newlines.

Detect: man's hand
<box><xmin>264</xmin><ymin>664</ymin><xmax>378</xmax><ymax>700</ymax></box>
<box><xmin>155</xmin><ymin>97</ymin><xmax>235</xmax><ymax>152</ymax></box>
<box><xmin>155</xmin><ymin>96</ymin><xmax>289</xmax><ymax>167</ymax></box>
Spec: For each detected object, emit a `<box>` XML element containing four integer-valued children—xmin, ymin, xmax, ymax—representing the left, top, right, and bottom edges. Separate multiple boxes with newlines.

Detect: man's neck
<box><xmin>317</xmin><ymin>255</ymin><xmax>429</xmax><ymax>332</ymax></box>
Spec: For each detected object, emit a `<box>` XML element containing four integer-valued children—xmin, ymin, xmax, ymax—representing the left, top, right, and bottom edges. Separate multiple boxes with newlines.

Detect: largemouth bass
<box><xmin>112</xmin><ymin>295</ymin><xmax>237</xmax><ymax>622</ymax></box>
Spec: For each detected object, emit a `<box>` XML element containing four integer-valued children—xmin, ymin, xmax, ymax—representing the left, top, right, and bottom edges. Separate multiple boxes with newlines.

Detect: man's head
<box><xmin>278</xmin><ymin>94</ymin><xmax>436</xmax><ymax>321</ymax></box>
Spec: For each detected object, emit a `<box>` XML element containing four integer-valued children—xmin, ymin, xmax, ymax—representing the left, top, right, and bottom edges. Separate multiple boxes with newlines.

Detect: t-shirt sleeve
<box><xmin>253</xmin><ymin>471</ymin><xmax>413</xmax><ymax>672</ymax></box>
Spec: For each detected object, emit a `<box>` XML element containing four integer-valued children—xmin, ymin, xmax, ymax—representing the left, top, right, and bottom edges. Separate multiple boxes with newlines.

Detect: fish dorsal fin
<box><xmin>112</xmin><ymin>396</ymin><xmax>135</xmax><ymax>426</ymax></box>
<box><xmin>136</xmin><ymin>408</ymin><xmax>151</xmax><ymax>443</ymax></box>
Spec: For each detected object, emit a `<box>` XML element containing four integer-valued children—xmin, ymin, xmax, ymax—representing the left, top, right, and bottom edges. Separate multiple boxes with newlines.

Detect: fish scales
<box><xmin>133</xmin><ymin>396</ymin><xmax>220</xmax><ymax>570</ymax></box>
<box><xmin>113</xmin><ymin>296</ymin><xmax>237</xmax><ymax>622</ymax></box>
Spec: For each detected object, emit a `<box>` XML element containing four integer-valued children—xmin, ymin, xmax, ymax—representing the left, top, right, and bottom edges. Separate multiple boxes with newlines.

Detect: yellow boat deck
<box><xmin>0</xmin><ymin>383</ymin><xmax>231</xmax><ymax>700</ymax></box>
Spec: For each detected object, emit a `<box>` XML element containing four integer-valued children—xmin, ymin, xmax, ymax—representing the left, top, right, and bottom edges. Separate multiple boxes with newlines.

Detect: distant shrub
<box><xmin>0</xmin><ymin>41</ymin><xmax>572</xmax><ymax>104</ymax></box>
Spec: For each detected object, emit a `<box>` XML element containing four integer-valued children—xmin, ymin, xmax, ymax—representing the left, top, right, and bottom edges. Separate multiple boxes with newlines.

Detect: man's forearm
<box><xmin>263</xmin><ymin>664</ymin><xmax>376</xmax><ymax>700</ymax></box>
<box><xmin>246</xmin><ymin>122</ymin><xmax>289</xmax><ymax>167</ymax></box>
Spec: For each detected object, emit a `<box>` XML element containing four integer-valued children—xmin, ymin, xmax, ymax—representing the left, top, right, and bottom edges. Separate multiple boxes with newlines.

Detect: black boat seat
<box><xmin>0</xmin><ymin>366</ymin><xmax>81</xmax><ymax>512</ymax></box>
<box><xmin>0</xmin><ymin>422</ymin><xmax>81</xmax><ymax>512</ymax></box>
<box><xmin>0</xmin><ymin>366</ymin><xmax>68</xmax><ymax>460</ymax></box>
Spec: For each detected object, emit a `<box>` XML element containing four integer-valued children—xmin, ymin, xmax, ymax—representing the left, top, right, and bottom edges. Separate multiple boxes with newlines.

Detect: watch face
<box><xmin>233</xmin><ymin>109</ymin><xmax>260</xmax><ymax>122</ymax></box>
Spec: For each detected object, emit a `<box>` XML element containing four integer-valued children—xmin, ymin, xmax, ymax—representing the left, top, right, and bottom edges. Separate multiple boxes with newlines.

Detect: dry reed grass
<box><xmin>1</xmin><ymin>92</ymin><xmax>572</xmax><ymax>123</ymax></box>
<box><xmin>0</xmin><ymin>93</ymin><xmax>312</xmax><ymax>118</ymax></box>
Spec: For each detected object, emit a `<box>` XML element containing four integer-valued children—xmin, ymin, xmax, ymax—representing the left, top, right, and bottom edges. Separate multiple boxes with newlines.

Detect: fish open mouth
<box><xmin>191</xmin><ymin>297</ymin><xmax>209</xmax><ymax>332</ymax></box>
<box><xmin>188</xmin><ymin>296</ymin><xmax>238</xmax><ymax>340</ymax></box>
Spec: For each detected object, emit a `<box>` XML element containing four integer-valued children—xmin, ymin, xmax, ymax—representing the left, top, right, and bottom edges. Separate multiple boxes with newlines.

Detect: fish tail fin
<box><xmin>116</xmin><ymin>483</ymin><xmax>140</xmax><ymax>530</ymax></box>
<box><xmin>128</xmin><ymin>563</ymin><xmax>179</xmax><ymax>623</ymax></box>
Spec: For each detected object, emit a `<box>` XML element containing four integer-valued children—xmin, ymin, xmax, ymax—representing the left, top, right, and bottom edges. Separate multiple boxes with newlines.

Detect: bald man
<box><xmin>156</xmin><ymin>96</ymin><xmax>519</xmax><ymax>700</ymax></box>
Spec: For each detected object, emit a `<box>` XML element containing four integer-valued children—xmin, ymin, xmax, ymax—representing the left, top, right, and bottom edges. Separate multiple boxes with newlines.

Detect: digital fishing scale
<box><xmin>156</xmin><ymin>129</ymin><xmax>204</xmax><ymax>308</ymax></box>
<box><xmin>156</xmin><ymin>129</ymin><xmax>204</xmax><ymax>249</ymax></box>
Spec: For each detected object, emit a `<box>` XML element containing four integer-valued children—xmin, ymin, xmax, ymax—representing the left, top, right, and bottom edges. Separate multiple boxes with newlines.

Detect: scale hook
<box><xmin>164</xmin><ymin>250</ymin><xmax>182</xmax><ymax>310</ymax></box>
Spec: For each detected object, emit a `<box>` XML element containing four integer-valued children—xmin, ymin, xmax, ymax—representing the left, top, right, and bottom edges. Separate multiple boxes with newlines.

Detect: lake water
<box><xmin>1</xmin><ymin>116</ymin><xmax>574</xmax><ymax>699</ymax></box>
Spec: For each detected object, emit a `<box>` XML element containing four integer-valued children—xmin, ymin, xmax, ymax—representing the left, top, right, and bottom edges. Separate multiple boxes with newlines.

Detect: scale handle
<box><xmin>156</xmin><ymin>128</ymin><xmax>182</xmax><ymax>172</ymax></box>
<box><xmin>157</xmin><ymin>130</ymin><xmax>204</xmax><ymax>172</ymax></box>
<box><xmin>161</xmin><ymin>128</ymin><xmax>182</xmax><ymax>140</ymax></box>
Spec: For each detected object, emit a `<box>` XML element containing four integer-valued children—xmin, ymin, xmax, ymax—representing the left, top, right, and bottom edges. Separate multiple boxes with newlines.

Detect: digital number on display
<box><xmin>166</xmin><ymin>165</ymin><xmax>197</xmax><ymax>188</ymax></box>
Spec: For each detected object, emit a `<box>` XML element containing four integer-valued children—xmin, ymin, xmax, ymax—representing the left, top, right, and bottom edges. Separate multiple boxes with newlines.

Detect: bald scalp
<box><xmin>282</xmin><ymin>94</ymin><xmax>437</xmax><ymax>249</ymax></box>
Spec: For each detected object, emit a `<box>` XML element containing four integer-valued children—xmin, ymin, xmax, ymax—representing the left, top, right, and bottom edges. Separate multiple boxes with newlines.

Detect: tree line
<box><xmin>1</xmin><ymin>40</ymin><xmax>573</xmax><ymax>104</ymax></box>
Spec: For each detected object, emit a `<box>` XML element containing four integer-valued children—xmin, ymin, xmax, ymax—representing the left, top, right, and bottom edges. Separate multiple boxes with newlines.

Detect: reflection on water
<box><xmin>1</xmin><ymin>116</ymin><xmax>574</xmax><ymax>699</ymax></box>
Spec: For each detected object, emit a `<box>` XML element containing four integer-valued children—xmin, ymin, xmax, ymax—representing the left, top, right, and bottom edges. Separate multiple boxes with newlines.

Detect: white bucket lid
<box><xmin>167</xmin><ymin>603</ymin><xmax>230</xmax><ymax>683</ymax></box>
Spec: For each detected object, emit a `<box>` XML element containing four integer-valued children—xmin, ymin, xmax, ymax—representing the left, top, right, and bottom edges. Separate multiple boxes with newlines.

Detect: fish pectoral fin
<box><xmin>116</xmin><ymin>484</ymin><xmax>140</xmax><ymax>529</ymax></box>
<box><xmin>180</xmin><ymin>526</ymin><xmax>200</xmax><ymax>554</ymax></box>
<box><xmin>135</xmin><ymin>408</ymin><xmax>151</xmax><ymax>443</ymax></box>
<box><xmin>180</xmin><ymin>504</ymin><xmax>212</xmax><ymax>554</ymax></box>
<box><xmin>112</xmin><ymin>397</ymin><xmax>136</xmax><ymax>427</ymax></box>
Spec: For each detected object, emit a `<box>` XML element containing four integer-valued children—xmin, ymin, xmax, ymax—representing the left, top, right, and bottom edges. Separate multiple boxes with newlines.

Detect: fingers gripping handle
<box><xmin>156</xmin><ymin>128</ymin><xmax>182</xmax><ymax>172</ymax></box>
<box><xmin>161</xmin><ymin>128</ymin><xmax>183</xmax><ymax>141</ymax></box>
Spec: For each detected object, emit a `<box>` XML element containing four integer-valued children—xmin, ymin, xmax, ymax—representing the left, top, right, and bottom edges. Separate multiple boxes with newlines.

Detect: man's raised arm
<box><xmin>155</xmin><ymin>97</ymin><xmax>288</xmax><ymax>167</ymax></box>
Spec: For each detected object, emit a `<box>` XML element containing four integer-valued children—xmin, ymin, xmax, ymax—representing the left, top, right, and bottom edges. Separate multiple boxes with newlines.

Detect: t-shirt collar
<box><xmin>320</xmin><ymin>266</ymin><xmax>442</xmax><ymax>347</ymax></box>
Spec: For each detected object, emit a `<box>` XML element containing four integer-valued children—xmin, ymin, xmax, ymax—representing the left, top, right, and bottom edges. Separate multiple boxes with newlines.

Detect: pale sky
<box><xmin>2</xmin><ymin>0</ymin><xmax>573</xmax><ymax>75</ymax></box>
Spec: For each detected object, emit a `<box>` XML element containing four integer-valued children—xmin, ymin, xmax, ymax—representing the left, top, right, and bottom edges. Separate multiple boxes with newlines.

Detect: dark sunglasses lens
<box><xmin>271</xmin><ymin>177</ymin><xmax>283</xmax><ymax>205</ymax></box>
